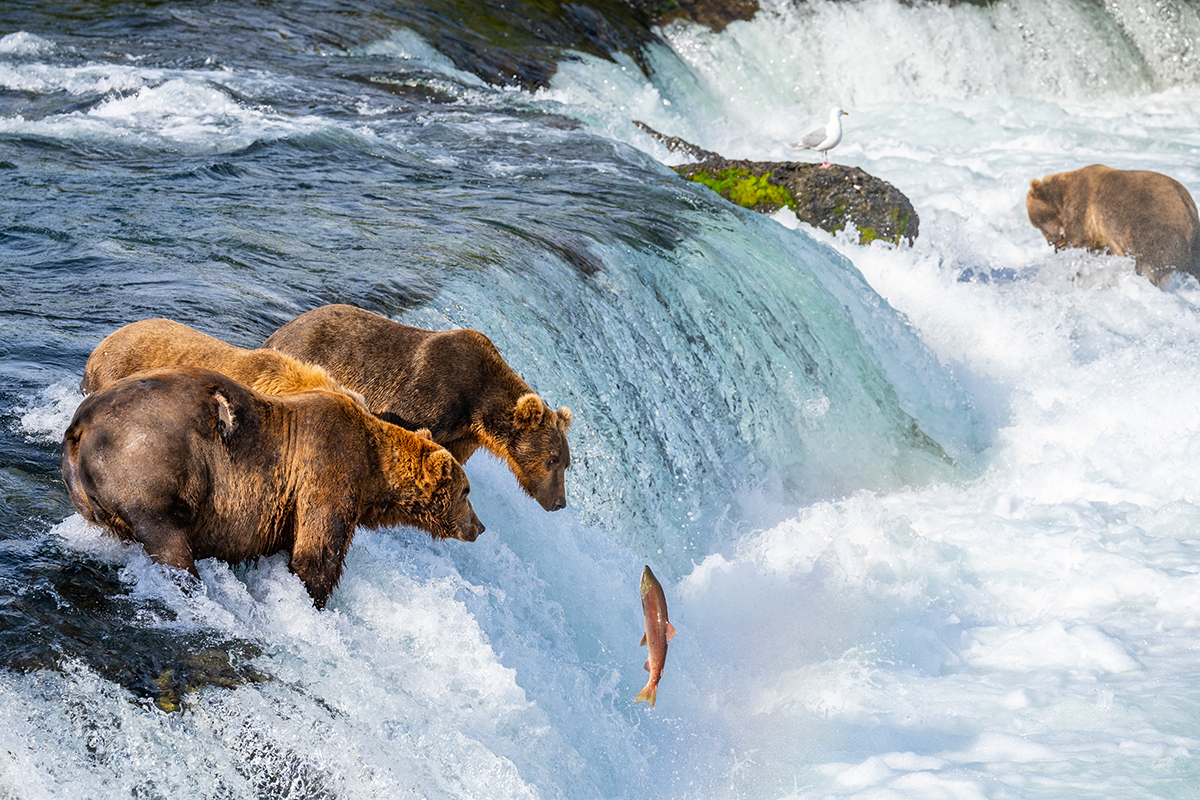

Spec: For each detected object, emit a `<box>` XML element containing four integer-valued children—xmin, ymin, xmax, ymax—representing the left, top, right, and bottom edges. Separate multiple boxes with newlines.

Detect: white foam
<box><xmin>961</xmin><ymin>623</ymin><xmax>1142</xmax><ymax>674</ymax></box>
<box><xmin>0</xmin><ymin>61</ymin><xmax>160</xmax><ymax>95</ymax></box>
<box><xmin>52</xmin><ymin>514</ymin><xmax>136</xmax><ymax>564</ymax></box>
<box><xmin>0</xmin><ymin>31</ymin><xmax>55</xmax><ymax>57</ymax></box>
<box><xmin>0</xmin><ymin>60</ymin><xmax>339</xmax><ymax>153</ymax></box>
<box><xmin>355</xmin><ymin>29</ymin><xmax>481</xmax><ymax>86</ymax></box>
<box><xmin>15</xmin><ymin>379</ymin><xmax>83</xmax><ymax>443</ymax></box>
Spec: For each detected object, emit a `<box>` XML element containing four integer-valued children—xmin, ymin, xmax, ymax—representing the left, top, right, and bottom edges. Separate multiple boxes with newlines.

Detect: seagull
<box><xmin>793</xmin><ymin>107</ymin><xmax>847</xmax><ymax>169</ymax></box>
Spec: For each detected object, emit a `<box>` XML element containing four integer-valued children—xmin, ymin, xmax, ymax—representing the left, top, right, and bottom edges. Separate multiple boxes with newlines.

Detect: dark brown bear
<box><xmin>1027</xmin><ymin>164</ymin><xmax>1200</xmax><ymax>286</ymax></box>
<box><xmin>61</xmin><ymin>366</ymin><xmax>484</xmax><ymax>608</ymax></box>
<box><xmin>265</xmin><ymin>304</ymin><xmax>573</xmax><ymax>512</ymax></box>
<box><xmin>82</xmin><ymin>318</ymin><xmax>363</xmax><ymax>403</ymax></box>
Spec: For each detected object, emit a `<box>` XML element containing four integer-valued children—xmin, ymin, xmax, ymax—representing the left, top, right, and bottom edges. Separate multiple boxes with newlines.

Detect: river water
<box><xmin>3</xmin><ymin>1</ymin><xmax>1200</xmax><ymax>797</ymax></box>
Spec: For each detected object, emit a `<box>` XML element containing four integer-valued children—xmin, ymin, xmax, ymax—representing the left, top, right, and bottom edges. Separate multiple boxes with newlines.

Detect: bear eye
<box><xmin>461</xmin><ymin>487</ymin><xmax>470</xmax><ymax>500</ymax></box>
<box><xmin>547</xmin><ymin>455</ymin><xmax>559</xmax><ymax>468</ymax></box>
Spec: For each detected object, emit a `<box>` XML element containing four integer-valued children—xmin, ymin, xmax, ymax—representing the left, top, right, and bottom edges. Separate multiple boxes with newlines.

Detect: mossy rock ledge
<box><xmin>634</xmin><ymin>121</ymin><xmax>919</xmax><ymax>246</ymax></box>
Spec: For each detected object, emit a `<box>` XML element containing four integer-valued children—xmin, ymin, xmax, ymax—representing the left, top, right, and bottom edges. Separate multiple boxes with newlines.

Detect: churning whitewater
<box><xmin>3</xmin><ymin>0</ymin><xmax>1200</xmax><ymax>798</ymax></box>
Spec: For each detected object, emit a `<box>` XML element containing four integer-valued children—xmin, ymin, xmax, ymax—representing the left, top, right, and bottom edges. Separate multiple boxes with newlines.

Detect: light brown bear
<box><xmin>81</xmin><ymin>318</ymin><xmax>363</xmax><ymax>403</ymax></box>
<box><xmin>1027</xmin><ymin>164</ymin><xmax>1200</xmax><ymax>286</ymax></box>
<box><xmin>264</xmin><ymin>304</ymin><xmax>573</xmax><ymax>512</ymax></box>
<box><xmin>61</xmin><ymin>366</ymin><xmax>484</xmax><ymax>608</ymax></box>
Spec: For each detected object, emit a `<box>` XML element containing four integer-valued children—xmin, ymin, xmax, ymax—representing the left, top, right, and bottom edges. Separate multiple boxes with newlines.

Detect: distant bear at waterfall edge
<box><xmin>1027</xmin><ymin>164</ymin><xmax>1200</xmax><ymax>286</ymax></box>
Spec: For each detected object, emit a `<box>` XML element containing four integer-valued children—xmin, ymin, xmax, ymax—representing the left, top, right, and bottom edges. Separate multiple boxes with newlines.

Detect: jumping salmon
<box><xmin>635</xmin><ymin>565</ymin><xmax>676</xmax><ymax>708</ymax></box>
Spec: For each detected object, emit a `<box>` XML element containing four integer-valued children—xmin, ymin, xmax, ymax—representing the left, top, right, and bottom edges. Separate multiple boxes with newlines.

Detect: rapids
<box><xmin>3</xmin><ymin>1</ymin><xmax>1200</xmax><ymax>797</ymax></box>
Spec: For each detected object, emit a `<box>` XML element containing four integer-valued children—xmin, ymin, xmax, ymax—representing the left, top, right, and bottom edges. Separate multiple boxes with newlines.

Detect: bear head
<box><xmin>382</xmin><ymin>430</ymin><xmax>485</xmax><ymax>542</ymax></box>
<box><xmin>509</xmin><ymin>393</ymin><xmax>573</xmax><ymax>512</ymax></box>
<box><xmin>419</xmin><ymin>440</ymin><xmax>485</xmax><ymax>542</ymax></box>
<box><xmin>1027</xmin><ymin>177</ymin><xmax>1067</xmax><ymax>249</ymax></box>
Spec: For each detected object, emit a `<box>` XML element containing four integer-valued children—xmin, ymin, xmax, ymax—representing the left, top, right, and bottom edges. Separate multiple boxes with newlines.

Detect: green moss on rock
<box><xmin>690</xmin><ymin>168</ymin><xmax>795</xmax><ymax>212</ymax></box>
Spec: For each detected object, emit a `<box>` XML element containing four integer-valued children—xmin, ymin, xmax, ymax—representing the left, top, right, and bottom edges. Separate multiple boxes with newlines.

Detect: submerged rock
<box><xmin>635</xmin><ymin>121</ymin><xmax>920</xmax><ymax>246</ymax></box>
<box><xmin>0</xmin><ymin>547</ymin><xmax>265</xmax><ymax>713</ymax></box>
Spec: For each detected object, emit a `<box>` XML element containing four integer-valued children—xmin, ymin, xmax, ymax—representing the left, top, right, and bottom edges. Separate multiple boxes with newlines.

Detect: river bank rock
<box><xmin>398</xmin><ymin>0</ymin><xmax>759</xmax><ymax>89</ymax></box>
<box><xmin>626</xmin><ymin>0</ymin><xmax>759</xmax><ymax>32</ymax></box>
<box><xmin>635</xmin><ymin>121</ymin><xmax>919</xmax><ymax>246</ymax></box>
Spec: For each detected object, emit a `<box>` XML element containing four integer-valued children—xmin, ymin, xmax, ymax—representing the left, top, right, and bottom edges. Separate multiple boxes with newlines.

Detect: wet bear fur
<box><xmin>264</xmin><ymin>304</ymin><xmax>573</xmax><ymax>512</ymax></box>
<box><xmin>61</xmin><ymin>366</ymin><xmax>484</xmax><ymax>608</ymax></box>
<box><xmin>1027</xmin><ymin>164</ymin><xmax>1200</xmax><ymax>286</ymax></box>
<box><xmin>82</xmin><ymin>318</ymin><xmax>363</xmax><ymax>403</ymax></box>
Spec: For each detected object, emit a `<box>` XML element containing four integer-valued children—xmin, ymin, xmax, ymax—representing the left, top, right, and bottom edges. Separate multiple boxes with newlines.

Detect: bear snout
<box><xmin>533</xmin><ymin>482</ymin><xmax>568</xmax><ymax>511</ymax></box>
<box><xmin>533</xmin><ymin>491</ymin><xmax>568</xmax><ymax>512</ymax></box>
<box><xmin>458</xmin><ymin>513</ymin><xmax>485</xmax><ymax>542</ymax></box>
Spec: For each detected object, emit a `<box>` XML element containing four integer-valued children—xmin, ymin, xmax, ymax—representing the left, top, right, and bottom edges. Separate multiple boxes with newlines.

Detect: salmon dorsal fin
<box><xmin>665</xmin><ymin>622</ymin><xmax>677</xmax><ymax>642</ymax></box>
<box><xmin>639</xmin><ymin>633</ymin><xmax>647</xmax><ymax>647</ymax></box>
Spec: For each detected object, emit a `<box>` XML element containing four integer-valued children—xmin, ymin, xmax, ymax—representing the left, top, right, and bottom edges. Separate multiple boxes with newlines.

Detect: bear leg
<box><xmin>289</xmin><ymin>511</ymin><xmax>355</xmax><ymax>609</ymax></box>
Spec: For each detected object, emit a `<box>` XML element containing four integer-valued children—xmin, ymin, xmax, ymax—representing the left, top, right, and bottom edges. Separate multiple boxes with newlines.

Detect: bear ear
<box><xmin>557</xmin><ymin>406</ymin><xmax>573</xmax><ymax>431</ymax></box>
<box><xmin>1028</xmin><ymin>178</ymin><xmax>1045</xmax><ymax>199</ymax></box>
<box><xmin>425</xmin><ymin>448</ymin><xmax>454</xmax><ymax>485</ymax></box>
<box><xmin>514</xmin><ymin>393</ymin><xmax>546</xmax><ymax>430</ymax></box>
<box><xmin>213</xmin><ymin>390</ymin><xmax>236</xmax><ymax>439</ymax></box>
<box><xmin>415</xmin><ymin>428</ymin><xmax>433</xmax><ymax>441</ymax></box>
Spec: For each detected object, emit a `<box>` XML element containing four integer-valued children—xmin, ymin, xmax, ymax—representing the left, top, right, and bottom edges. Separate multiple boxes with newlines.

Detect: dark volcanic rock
<box><xmin>635</xmin><ymin>121</ymin><xmax>919</xmax><ymax>245</ymax></box>
<box><xmin>387</xmin><ymin>0</ymin><xmax>661</xmax><ymax>90</ymax></box>
<box><xmin>366</xmin><ymin>0</ymin><xmax>760</xmax><ymax>90</ymax></box>
<box><xmin>626</xmin><ymin>0</ymin><xmax>759</xmax><ymax>32</ymax></box>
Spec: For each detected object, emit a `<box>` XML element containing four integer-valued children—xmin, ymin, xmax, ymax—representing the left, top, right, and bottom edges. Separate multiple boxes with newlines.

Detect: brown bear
<box><xmin>1027</xmin><ymin>164</ymin><xmax>1200</xmax><ymax>286</ymax></box>
<box><xmin>264</xmin><ymin>304</ymin><xmax>573</xmax><ymax>512</ymax></box>
<box><xmin>81</xmin><ymin>318</ymin><xmax>363</xmax><ymax>404</ymax></box>
<box><xmin>61</xmin><ymin>365</ymin><xmax>484</xmax><ymax>608</ymax></box>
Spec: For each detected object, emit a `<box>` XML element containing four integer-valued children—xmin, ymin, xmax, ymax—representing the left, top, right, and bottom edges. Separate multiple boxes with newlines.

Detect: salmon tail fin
<box><xmin>665</xmin><ymin>622</ymin><xmax>677</xmax><ymax>642</ymax></box>
<box><xmin>635</xmin><ymin>682</ymin><xmax>657</xmax><ymax>708</ymax></box>
<box><xmin>639</xmin><ymin>633</ymin><xmax>647</xmax><ymax>647</ymax></box>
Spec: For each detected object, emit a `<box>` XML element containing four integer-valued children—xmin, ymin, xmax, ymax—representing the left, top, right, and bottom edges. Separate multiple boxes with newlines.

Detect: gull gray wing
<box><xmin>795</xmin><ymin>126</ymin><xmax>826</xmax><ymax>149</ymax></box>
